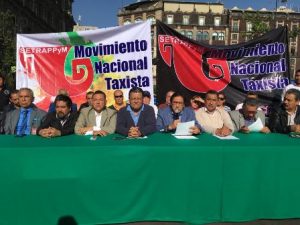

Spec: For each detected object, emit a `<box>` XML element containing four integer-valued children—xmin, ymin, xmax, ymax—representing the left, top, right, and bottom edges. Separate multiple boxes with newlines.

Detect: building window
<box><xmin>218</xmin><ymin>32</ymin><xmax>225</xmax><ymax>41</ymax></box>
<box><xmin>180</xmin><ymin>30</ymin><xmax>185</xmax><ymax>36</ymax></box>
<box><xmin>147</xmin><ymin>16</ymin><xmax>156</xmax><ymax>25</ymax></box>
<box><xmin>277</xmin><ymin>21</ymin><xmax>284</xmax><ymax>28</ymax></box>
<box><xmin>214</xmin><ymin>17</ymin><xmax>221</xmax><ymax>26</ymax></box>
<box><xmin>186</xmin><ymin>31</ymin><xmax>193</xmax><ymax>39</ymax></box>
<box><xmin>198</xmin><ymin>16</ymin><xmax>205</xmax><ymax>26</ymax></box>
<box><xmin>246</xmin><ymin>22</ymin><xmax>252</xmax><ymax>32</ymax></box>
<box><xmin>231</xmin><ymin>41</ymin><xmax>238</xmax><ymax>45</ymax></box>
<box><xmin>231</xmin><ymin>33</ymin><xmax>238</xmax><ymax>40</ymax></box>
<box><xmin>183</xmin><ymin>15</ymin><xmax>190</xmax><ymax>25</ymax></box>
<box><xmin>124</xmin><ymin>20</ymin><xmax>131</xmax><ymax>25</ymax></box>
<box><xmin>167</xmin><ymin>15</ymin><xmax>174</xmax><ymax>24</ymax></box>
<box><xmin>196</xmin><ymin>31</ymin><xmax>209</xmax><ymax>41</ymax></box>
<box><xmin>232</xmin><ymin>20</ymin><xmax>239</xmax><ymax>32</ymax></box>
<box><xmin>212</xmin><ymin>32</ymin><xmax>218</xmax><ymax>40</ymax></box>
<box><xmin>245</xmin><ymin>34</ymin><xmax>252</xmax><ymax>41</ymax></box>
<box><xmin>135</xmin><ymin>18</ymin><xmax>143</xmax><ymax>23</ymax></box>
<box><xmin>291</xmin><ymin>46</ymin><xmax>296</xmax><ymax>56</ymax></box>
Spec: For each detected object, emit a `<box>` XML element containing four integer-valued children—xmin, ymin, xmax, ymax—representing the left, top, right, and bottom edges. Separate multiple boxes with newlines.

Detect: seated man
<box><xmin>229</xmin><ymin>98</ymin><xmax>270</xmax><ymax>133</ymax></box>
<box><xmin>156</xmin><ymin>92</ymin><xmax>201</xmax><ymax>134</ymax></box>
<box><xmin>269</xmin><ymin>89</ymin><xmax>300</xmax><ymax>133</ymax></box>
<box><xmin>75</xmin><ymin>90</ymin><xmax>116</xmax><ymax>136</ymax></box>
<box><xmin>108</xmin><ymin>89</ymin><xmax>126</xmax><ymax>111</ymax></box>
<box><xmin>116</xmin><ymin>87</ymin><xmax>156</xmax><ymax>137</ymax></box>
<box><xmin>196</xmin><ymin>90</ymin><xmax>234</xmax><ymax>136</ymax></box>
<box><xmin>4</xmin><ymin>88</ymin><xmax>46</xmax><ymax>135</ymax></box>
<box><xmin>37</xmin><ymin>95</ymin><xmax>78</xmax><ymax>137</ymax></box>
<box><xmin>78</xmin><ymin>91</ymin><xmax>94</xmax><ymax>112</ymax></box>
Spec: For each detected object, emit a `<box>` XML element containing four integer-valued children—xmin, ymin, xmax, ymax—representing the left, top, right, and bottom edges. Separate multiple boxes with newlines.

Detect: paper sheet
<box><xmin>173</xmin><ymin>135</ymin><xmax>198</xmax><ymax>139</ymax></box>
<box><xmin>174</xmin><ymin>121</ymin><xmax>195</xmax><ymax>136</ymax></box>
<box><xmin>248</xmin><ymin>118</ymin><xmax>264</xmax><ymax>132</ymax></box>
<box><xmin>213</xmin><ymin>135</ymin><xmax>239</xmax><ymax>140</ymax></box>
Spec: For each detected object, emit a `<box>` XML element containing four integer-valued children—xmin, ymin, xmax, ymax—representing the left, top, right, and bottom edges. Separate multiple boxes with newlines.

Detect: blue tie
<box><xmin>19</xmin><ymin>110</ymin><xmax>29</xmax><ymax>136</ymax></box>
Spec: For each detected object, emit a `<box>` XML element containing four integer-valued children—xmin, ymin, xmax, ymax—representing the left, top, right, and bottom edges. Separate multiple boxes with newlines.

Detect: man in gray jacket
<box><xmin>4</xmin><ymin>88</ymin><xmax>46</xmax><ymax>135</ymax></box>
<box><xmin>75</xmin><ymin>90</ymin><xmax>116</xmax><ymax>136</ymax></box>
<box><xmin>229</xmin><ymin>98</ymin><xmax>270</xmax><ymax>133</ymax></box>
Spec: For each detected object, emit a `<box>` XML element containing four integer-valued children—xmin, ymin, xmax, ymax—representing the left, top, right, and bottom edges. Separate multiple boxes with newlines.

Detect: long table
<box><xmin>0</xmin><ymin>133</ymin><xmax>299</xmax><ymax>225</ymax></box>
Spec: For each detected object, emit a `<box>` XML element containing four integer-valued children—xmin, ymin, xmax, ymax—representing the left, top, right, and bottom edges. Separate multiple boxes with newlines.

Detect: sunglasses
<box><xmin>114</xmin><ymin>95</ymin><xmax>123</xmax><ymax>98</ymax></box>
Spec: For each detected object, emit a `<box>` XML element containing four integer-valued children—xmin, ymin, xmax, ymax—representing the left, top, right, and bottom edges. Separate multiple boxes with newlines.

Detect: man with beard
<box><xmin>156</xmin><ymin>92</ymin><xmax>201</xmax><ymax>134</ymax></box>
<box><xmin>196</xmin><ymin>90</ymin><xmax>234</xmax><ymax>136</ymax></box>
<box><xmin>37</xmin><ymin>94</ymin><xmax>78</xmax><ymax>137</ymax></box>
<box><xmin>269</xmin><ymin>88</ymin><xmax>300</xmax><ymax>133</ymax></box>
<box><xmin>116</xmin><ymin>87</ymin><xmax>156</xmax><ymax>137</ymax></box>
<box><xmin>4</xmin><ymin>88</ymin><xmax>46</xmax><ymax>135</ymax></box>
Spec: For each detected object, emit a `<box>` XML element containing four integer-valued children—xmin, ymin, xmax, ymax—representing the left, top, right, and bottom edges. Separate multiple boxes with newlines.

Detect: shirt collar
<box><xmin>126</xmin><ymin>104</ymin><xmax>145</xmax><ymax>113</ymax></box>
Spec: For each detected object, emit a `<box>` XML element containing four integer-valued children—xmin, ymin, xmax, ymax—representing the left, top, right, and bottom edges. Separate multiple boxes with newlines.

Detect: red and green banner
<box><xmin>16</xmin><ymin>21</ymin><xmax>153</xmax><ymax>110</ymax></box>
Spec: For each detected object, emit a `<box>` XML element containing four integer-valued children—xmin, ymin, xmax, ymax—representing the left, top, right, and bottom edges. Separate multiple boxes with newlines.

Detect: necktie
<box><xmin>19</xmin><ymin>110</ymin><xmax>29</xmax><ymax>136</ymax></box>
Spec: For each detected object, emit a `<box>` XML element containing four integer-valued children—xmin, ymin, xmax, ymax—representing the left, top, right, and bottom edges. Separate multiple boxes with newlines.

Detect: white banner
<box><xmin>16</xmin><ymin>21</ymin><xmax>153</xmax><ymax>110</ymax></box>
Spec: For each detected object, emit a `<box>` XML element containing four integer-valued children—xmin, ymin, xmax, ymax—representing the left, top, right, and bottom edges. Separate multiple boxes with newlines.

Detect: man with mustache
<box><xmin>269</xmin><ymin>88</ymin><xmax>300</xmax><ymax>133</ymax></box>
<box><xmin>37</xmin><ymin>94</ymin><xmax>78</xmax><ymax>137</ymax></box>
<box><xmin>156</xmin><ymin>92</ymin><xmax>201</xmax><ymax>134</ymax></box>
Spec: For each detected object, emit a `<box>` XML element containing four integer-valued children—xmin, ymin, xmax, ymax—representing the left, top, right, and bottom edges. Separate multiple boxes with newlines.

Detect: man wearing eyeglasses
<box><xmin>109</xmin><ymin>90</ymin><xmax>126</xmax><ymax>111</ymax></box>
<box><xmin>229</xmin><ymin>98</ymin><xmax>270</xmax><ymax>133</ymax></box>
<box><xmin>156</xmin><ymin>92</ymin><xmax>201</xmax><ymax>134</ymax></box>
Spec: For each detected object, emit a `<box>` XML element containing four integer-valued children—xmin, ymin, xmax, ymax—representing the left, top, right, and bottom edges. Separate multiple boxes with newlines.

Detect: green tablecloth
<box><xmin>0</xmin><ymin>133</ymin><xmax>299</xmax><ymax>225</ymax></box>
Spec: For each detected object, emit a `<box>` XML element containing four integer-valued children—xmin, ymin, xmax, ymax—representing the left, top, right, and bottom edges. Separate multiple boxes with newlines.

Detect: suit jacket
<box><xmin>75</xmin><ymin>107</ymin><xmax>117</xmax><ymax>134</ymax></box>
<box><xmin>4</xmin><ymin>105</ymin><xmax>47</xmax><ymax>134</ymax></box>
<box><xmin>269</xmin><ymin>105</ymin><xmax>300</xmax><ymax>133</ymax></box>
<box><xmin>156</xmin><ymin>106</ymin><xmax>200</xmax><ymax>131</ymax></box>
<box><xmin>36</xmin><ymin>111</ymin><xmax>78</xmax><ymax>136</ymax></box>
<box><xmin>116</xmin><ymin>104</ymin><xmax>156</xmax><ymax>136</ymax></box>
<box><xmin>229</xmin><ymin>109</ymin><xmax>265</xmax><ymax>132</ymax></box>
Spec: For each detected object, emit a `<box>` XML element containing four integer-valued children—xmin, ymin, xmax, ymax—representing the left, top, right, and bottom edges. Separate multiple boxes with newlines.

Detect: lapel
<box><xmin>29</xmin><ymin>108</ymin><xmax>37</xmax><ymax>125</ymax></box>
<box><xmin>12</xmin><ymin>109</ymin><xmax>21</xmax><ymax>130</ymax></box>
<box><xmin>88</xmin><ymin>109</ymin><xmax>96</xmax><ymax>126</ymax></box>
<box><xmin>100</xmin><ymin>108</ymin><xmax>108</xmax><ymax>127</ymax></box>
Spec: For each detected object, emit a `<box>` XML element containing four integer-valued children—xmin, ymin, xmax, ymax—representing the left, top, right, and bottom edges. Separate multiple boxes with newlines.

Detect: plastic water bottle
<box><xmin>31</xmin><ymin>118</ymin><xmax>39</xmax><ymax>135</ymax></box>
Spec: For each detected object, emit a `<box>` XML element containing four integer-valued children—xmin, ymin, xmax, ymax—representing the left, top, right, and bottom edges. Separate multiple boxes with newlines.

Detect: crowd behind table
<box><xmin>0</xmin><ymin>69</ymin><xmax>300</xmax><ymax>138</ymax></box>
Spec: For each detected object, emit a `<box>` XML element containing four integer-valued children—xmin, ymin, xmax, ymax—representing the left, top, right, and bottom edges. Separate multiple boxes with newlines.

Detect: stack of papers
<box><xmin>173</xmin><ymin>121</ymin><xmax>198</xmax><ymax>139</ymax></box>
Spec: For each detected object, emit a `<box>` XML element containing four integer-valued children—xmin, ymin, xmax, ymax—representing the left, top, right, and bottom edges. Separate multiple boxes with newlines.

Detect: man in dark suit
<box><xmin>37</xmin><ymin>94</ymin><xmax>78</xmax><ymax>137</ymax></box>
<box><xmin>4</xmin><ymin>88</ymin><xmax>46</xmax><ymax>135</ymax></box>
<box><xmin>116</xmin><ymin>87</ymin><xmax>156</xmax><ymax>137</ymax></box>
<box><xmin>269</xmin><ymin>88</ymin><xmax>300</xmax><ymax>133</ymax></box>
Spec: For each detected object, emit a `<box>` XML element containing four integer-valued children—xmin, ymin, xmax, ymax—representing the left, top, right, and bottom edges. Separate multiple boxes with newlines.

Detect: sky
<box><xmin>72</xmin><ymin>0</ymin><xmax>300</xmax><ymax>28</ymax></box>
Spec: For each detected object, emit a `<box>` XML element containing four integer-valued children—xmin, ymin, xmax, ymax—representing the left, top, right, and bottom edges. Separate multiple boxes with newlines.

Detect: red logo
<box><xmin>158</xmin><ymin>35</ymin><xmax>231</xmax><ymax>93</ymax></box>
<box><xmin>19</xmin><ymin>46</ymin><xmax>93</xmax><ymax>96</ymax></box>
